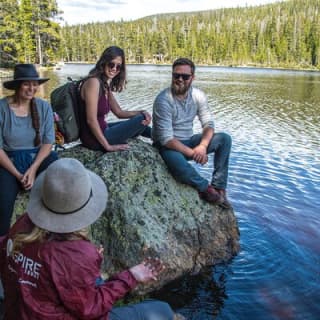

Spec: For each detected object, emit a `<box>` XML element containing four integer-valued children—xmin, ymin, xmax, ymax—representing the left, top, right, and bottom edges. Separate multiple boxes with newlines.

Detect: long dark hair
<box><xmin>89</xmin><ymin>46</ymin><xmax>126</xmax><ymax>92</ymax></box>
<box><xmin>30</xmin><ymin>98</ymin><xmax>41</xmax><ymax>146</ymax></box>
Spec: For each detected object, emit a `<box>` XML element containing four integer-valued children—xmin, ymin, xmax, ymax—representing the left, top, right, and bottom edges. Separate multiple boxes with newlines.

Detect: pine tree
<box><xmin>0</xmin><ymin>0</ymin><xmax>19</xmax><ymax>67</ymax></box>
<box><xmin>17</xmin><ymin>0</ymin><xmax>61</xmax><ymax>64</ymax></box>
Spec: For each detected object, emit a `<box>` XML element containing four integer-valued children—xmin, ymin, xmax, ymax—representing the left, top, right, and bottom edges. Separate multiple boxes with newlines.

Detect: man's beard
<box><xmin>171</xmin><ymin>80</ymin><xmax>191</xmax><ymax>96</ymax></box>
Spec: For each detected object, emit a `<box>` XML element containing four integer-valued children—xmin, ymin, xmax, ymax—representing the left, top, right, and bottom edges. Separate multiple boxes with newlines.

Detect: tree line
<box><xmin>0</xmin><ymin>0</ymin><xmax>60</xmax><ymax>67</ymax></box>
<box><xmin>1</xmin><ymin>0</ymin><xmax>319</xmax><ymax>69</ymax></box>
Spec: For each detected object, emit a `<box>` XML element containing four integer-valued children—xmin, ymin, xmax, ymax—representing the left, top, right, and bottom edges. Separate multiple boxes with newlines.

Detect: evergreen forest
<box><xmin>0</xmin><ymin>0</ymin><xmax>319</xmax><ymax>69</ymax></box>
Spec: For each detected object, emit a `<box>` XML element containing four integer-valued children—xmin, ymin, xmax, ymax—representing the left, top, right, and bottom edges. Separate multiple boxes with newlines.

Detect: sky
<box><xmin>56</xmin><ymin>0</ymin><xmax>281</xmax><ymax>25</ymax></box>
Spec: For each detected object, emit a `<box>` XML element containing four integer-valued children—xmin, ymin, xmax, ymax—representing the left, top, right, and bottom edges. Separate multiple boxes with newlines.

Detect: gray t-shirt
<box><xmin>0</xmin><ymin>97</ymin><xmax>55</xmax><ymax>151</ymax></box>
<box><xmin>152</xmin><ymin>86</ymin><xmax>214</xmax><ymax>145</ymax></box>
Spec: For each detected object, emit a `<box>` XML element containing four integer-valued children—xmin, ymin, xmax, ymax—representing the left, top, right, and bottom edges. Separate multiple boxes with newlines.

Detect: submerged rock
<box><xmin>14</xmin><ymin>139</ymin><xmax>240</xmax><ymax>294</ymax></box>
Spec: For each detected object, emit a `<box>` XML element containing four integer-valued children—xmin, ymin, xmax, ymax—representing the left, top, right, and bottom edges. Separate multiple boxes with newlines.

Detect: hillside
<box><xmin>0</xmin><ymin>0</ymin><xmax>319</xmax><ymax>69</ymax></box>
<box><xmin>59</xmin><ymin>0</ymin><xmax>319</xmax><ymax>69</ymax></box>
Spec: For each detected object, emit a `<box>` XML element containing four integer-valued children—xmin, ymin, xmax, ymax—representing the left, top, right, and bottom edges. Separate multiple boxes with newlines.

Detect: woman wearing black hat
<box><xmin>0</xmin><ymin>63</ymin><xmax>58</xmax><ymax>236</ymax></box>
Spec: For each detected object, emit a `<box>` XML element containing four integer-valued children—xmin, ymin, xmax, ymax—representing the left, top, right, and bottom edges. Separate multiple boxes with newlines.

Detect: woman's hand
<box><xmin>129</xmin><ymin>257</ymin><xmax>165</xmax><ymax>283</ymax></box>
<box><xmin>20</xmin><ymin>166</ymin><xmax>37</xmax><ymax>190</ymax></box>
<box><xmin>141</xmin><ymin>111</ymin><xmax>152</xmax><ymax>126</ymax></box>
<box><xmin>97</xmin><ymin>244</ymin><xmax>104</xmax><ymax>256</ymax></box>
<box><xmin>105</xmin><ymin>144</ymin><xmax>130</xmax><ymax>152</ymax></box>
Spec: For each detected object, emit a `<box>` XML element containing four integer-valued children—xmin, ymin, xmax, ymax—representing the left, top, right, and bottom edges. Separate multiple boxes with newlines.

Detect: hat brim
<box><xmin>3</xmin><ymin>78</ymin><xmax>49</xmax><ymax>90</ymax></box>
<box><xmin>27</xmin><ymin>170</ymin><xmax>108</xmax><ymax>233</ymax></box>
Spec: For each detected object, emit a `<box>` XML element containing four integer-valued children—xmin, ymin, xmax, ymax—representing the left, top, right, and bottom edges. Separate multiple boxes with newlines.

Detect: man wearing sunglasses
<box><xmin>152</xmin><ymin>58</ymin><xmax>232</xmax><ymax>208</ymax></box>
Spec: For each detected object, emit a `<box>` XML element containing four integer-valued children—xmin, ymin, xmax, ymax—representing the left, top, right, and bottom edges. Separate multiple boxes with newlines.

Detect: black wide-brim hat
<box><xmin>3</xmin><ymin>63</ymin><xmax>49</xmax><ymax>90</ymax></box>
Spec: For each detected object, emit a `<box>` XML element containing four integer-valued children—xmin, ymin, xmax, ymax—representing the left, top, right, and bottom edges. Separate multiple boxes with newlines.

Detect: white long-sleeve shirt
<box><xmin>152</xmin><ymin>86</ymin><xmax>214</xmax><ymax>145</ymax></box>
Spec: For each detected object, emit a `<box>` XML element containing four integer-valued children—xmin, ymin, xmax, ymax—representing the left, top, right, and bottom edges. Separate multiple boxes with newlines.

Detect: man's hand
<box><xmin>192</xmin><ymin>144</ymin><xmax>208</xmax><ymax>165</ymax></box>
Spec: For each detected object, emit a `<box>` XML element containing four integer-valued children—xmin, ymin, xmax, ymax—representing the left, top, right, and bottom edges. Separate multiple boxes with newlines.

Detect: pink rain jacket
<box><xmin>0</xmin><ymin>214</ymin><xmax>137</xmax><ymax>319</ymax></box>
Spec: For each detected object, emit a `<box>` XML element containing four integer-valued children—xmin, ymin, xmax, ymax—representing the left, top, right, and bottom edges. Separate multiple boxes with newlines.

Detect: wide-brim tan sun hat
<box><xmin>27</xmin><ymin>158</ymin><xmax>107</xmax><ymax>233</ymax></box>
<box><xmin>3</xmin><ymin>63</ymin><xmax>49</xmax><ymax>90</ymax></box>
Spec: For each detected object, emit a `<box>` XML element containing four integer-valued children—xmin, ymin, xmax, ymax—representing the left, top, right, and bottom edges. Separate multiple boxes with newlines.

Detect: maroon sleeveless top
<box><xmin>79</xmin><ymin>86</ymin><xmax>111</xmax><ymax>150</ymax></box>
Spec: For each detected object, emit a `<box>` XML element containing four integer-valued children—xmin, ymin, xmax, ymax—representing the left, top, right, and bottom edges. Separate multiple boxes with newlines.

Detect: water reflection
<box><xmin>151</xmin><ymin>267</ymin><xmax>227</xmax><ymax>319</ymax></box>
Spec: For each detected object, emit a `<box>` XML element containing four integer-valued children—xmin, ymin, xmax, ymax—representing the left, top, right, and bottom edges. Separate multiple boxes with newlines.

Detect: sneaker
<box><xmin>199</xmin><ymin>185</ymin><xmax>224</xmax><ymax>205</ymax></box>
<box><xmin>213</xmin><ymin>188</ymin><xmax>232</xmax><ymax>209</ymax></box>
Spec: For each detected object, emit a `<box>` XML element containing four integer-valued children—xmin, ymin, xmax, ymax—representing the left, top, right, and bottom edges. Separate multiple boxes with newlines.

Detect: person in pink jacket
<box><xmin>0</xmin><ymin>158</ymin><xmax>174</xmax><ymax>320</ymax></box>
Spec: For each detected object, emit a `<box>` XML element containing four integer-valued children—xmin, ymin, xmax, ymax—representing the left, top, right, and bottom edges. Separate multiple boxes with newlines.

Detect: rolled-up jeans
<box><xmin>109</xmin><ymin>299</ymin><xmax>174</xmax><ymax>320</ymax></box>
<box><xmin>157</xmin><ymin>132</ymin><xmax>231</xmax><ymax>192</ymax></box>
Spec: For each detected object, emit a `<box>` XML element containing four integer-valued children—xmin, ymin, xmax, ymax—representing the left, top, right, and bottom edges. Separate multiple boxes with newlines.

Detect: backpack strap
<box><xmin>78</xmin><ymin>76</ymin><xmax>105</xmax><ymax>101</ymax></box>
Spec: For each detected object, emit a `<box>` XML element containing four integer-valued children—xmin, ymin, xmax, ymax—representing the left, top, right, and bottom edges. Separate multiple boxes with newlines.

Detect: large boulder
<box><xmin>14</xmin><ymin>139</ymin><xmax>240</xmax><ymax>294</ymax></box>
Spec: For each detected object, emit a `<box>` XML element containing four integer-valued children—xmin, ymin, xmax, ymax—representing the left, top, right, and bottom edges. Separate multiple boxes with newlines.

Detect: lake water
<box><xmin>1</xmin><ymin>64</ymin><xmax>319</xmax><ymax>319</ymax></box>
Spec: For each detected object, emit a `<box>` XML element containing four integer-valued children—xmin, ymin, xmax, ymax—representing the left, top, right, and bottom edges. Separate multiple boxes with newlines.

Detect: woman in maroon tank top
<box><xmin>79</xmin><ymin>46</ymin><xmax>151</xmax><ymax>151</ymax></box>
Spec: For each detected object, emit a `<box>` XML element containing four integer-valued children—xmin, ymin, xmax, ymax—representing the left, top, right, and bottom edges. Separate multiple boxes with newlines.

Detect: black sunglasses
<box><xmin>172</xmin><ymin>73</ymin><xmax>192</xmax><ymax>81</ymax></box>
<box><xmin>107</xmin><ymin>62</ymin><xmax>122</xmax><ymax>71</ymax></box>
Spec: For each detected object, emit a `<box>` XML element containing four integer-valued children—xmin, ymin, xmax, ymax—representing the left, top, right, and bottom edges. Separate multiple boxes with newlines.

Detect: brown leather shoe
<box><xmin>199</xmin><ymin>185</ymin><xmax>224</xmax><ymax>205</ymax></box>
<box><xmin>213</xmin><ymin>188</ymin><xmax>232</xmax><ymax>209</ymax></box>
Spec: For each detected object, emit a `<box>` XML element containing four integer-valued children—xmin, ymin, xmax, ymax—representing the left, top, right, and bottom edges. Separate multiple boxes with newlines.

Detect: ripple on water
<box><xmin>217</xmin><ymin>219</ymin><xmax>320</xmax><ymax>320</ymax></box>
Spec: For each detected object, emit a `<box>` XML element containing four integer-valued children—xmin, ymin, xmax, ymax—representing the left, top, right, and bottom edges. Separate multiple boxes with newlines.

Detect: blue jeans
<box><xmin>0</xmin><ymin>151</ymin><xmax>58</xmax><ymax>236</ymax></box>
<box><xmin>109</xmin><ymin>299</ymin><xmax>174</xmax><ymax>320</ymax></box>
<box><xmin>104</xmin><ymin>114</ymin><xmax>151</xmax><ymax>144</ymax></box>
<box><xmin>157</xmin><ymin>132</ymin><xmax>231</xmax><ymax>192</ymax></box>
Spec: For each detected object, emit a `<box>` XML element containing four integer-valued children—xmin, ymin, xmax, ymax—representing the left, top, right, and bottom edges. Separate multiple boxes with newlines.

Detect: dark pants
<box><xmin>109</xmin><ymin>299</ymin><xmax>174</xmax><ymax>320</ymax></box>
<box><xmin>104</xmin><ymin>114</ymin><xmax>151</xmax><ymax>144</ymax></box>
<box><xmin>157</xmin><ymin>132</ymin><xmax>232</xmax><ymax>192</ymax></box>
<box><xmin>0</xmin><ymin>151</ymin><xmax>58</xmax><ymax>236</ymax></box>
